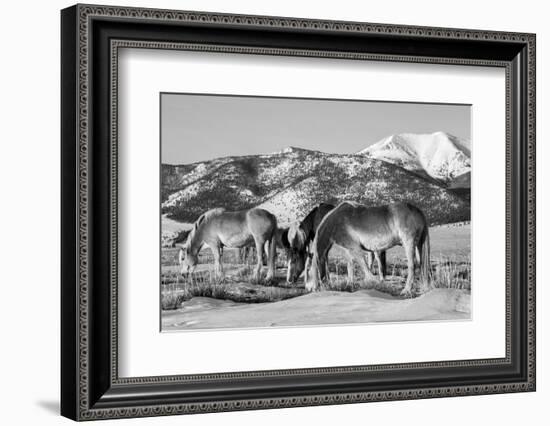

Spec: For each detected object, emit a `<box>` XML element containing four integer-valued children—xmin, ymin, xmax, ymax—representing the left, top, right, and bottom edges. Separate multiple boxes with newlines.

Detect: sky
<box><xmin>161</xmin><ymin>93</ymin><xmax>471</xmax><ymax>165</ymax></box>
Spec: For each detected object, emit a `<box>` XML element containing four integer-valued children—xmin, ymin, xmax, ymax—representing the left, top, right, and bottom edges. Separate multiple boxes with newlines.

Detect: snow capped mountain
<box><xmin>358</xmin><ymin>132</ymin><xmax>471</xmax><ymax>183</ymax></box>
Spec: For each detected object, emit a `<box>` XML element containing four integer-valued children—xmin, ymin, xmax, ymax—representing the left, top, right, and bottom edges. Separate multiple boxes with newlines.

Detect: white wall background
<box><xmin>0</xmin><ymin>0</ymin><xmax>546</xmax><ymax>424</ymax></box>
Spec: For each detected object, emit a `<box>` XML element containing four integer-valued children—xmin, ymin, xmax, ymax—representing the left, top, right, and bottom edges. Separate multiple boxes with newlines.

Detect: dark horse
<box><xmin>306</xmin><ymin>201</ymin><xmax>431</xmax><ymax>297</ymax></box>
<box><xmin>287</xmin><ymin>203</ymin><xmax>387</xmax><ymax>283</ymax></box>
<box><xmin>286</xmin><ymin>203</ymin><xmax>334</xmax><ymax>283</ymax></box>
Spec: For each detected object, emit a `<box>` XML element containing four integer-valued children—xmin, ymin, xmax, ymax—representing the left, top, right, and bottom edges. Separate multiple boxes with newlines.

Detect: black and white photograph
<box><xmin>160</xmin><ymin>93</ymin><xmax>472</xmax><ymax>331</ymax></box>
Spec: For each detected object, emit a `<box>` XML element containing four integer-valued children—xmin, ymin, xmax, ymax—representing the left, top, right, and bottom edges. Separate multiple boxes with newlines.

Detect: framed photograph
<box><xmin>61</xmin><ymin>4</ymin><xmax>536</xmax><ymax>421</ymax></box>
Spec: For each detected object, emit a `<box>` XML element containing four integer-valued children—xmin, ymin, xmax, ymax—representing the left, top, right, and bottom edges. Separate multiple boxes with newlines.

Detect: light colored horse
<box><xmin>179</xmin><ymin>207</ymin><xmax>277</xmax><ymax>282</ymax></box>
<box><xmin>306</xmin><ymin>201</ymin><xmax>431</xmax><ymax>297</ymax></box>
<box><xmin>287</xmin><ymin>203</ymin><xmax>386</xmax><ymax>284</ymax></box>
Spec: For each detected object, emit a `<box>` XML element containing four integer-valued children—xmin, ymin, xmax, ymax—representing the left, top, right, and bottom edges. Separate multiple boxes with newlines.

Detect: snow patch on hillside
<box><xmin>164</xmin><ymin>181</ymin><xmax>207</xmax><ymax>208</ymax></box>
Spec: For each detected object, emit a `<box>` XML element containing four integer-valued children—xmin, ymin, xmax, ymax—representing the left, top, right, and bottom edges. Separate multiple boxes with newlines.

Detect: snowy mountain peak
<box><xmin>359</xmin><ymin>132</ymin><xmax>471</xmax><ymax>183</ymax></box>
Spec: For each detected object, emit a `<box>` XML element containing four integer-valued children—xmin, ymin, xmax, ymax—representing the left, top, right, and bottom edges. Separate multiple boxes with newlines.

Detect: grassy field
<box><xmin>160</xmin><ymin>223</ymin><xmax>471</xmax><ymax>313</ymax></box>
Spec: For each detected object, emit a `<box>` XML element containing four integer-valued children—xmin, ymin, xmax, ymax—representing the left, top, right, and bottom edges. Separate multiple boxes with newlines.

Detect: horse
<box><xmin>179</xmin><ymin>207</ymin><xmax>277</xmax><ymax>282</ymax></box>
<box><xmin>287</xmin><ymin>203</ymin><xmax>386</xmax><ymax>284</ymax></box>
<box><xmin>286</xmin><ymin>203</ymin><xmax>334</xmax><ymax>283</ymax></box>
<box><xmin>305</xmin><ymin>201</ymin><xmax>430</xmax><ymax>297</ymax></box>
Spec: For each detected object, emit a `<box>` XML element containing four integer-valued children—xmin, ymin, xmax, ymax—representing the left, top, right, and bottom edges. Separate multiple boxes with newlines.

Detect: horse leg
<box><xmin>262</xmin><ymin>242</ymin><xmax>269</xmax><ymax>266</ymax></box>
<box><xmin>365</xmin><ymin>251</ymin><xmax>374</xmax><ymax>272</ymax></box>
<box><xmin>306</xmin><ymin>245</ymin><xmax>330</xmax><ymax>292</ymax></box>
<box><xmin>400</xmin><ymin>241</ymin><xmax>416</xmax><ymax>297</ymax></box>
<box><xmin>379</xmin><ymin>251</ymin><xmax>387</xmax><ymax>279</ymax></box>
<box><xmin>305</xmin><ymin>254</ymin><xmax>320</xmax><ymax>292</ymax></box>
<box><xmin>306</xmin><ymin>239</ymin><xmax>332</xmax><ymax>291</ymax></box>
<box><xmin>305</xmin><ymin>253</ymin><xmax>328</xmax><ymax>291</ymax></box>
<box><xmin>253</xmin><ymin>238</ymin><xmax>264</xmax><ymax>283</ymax></box>
<box><xmin>375</xmin><ymin>251</ymin><xmax>385</xmax><ymax>281</ymax></box>
<box><xmin>349</xmin><ymin>248</ymin><xmax>376</xmax><ymax>285</ymax></box>
<box><xmin>266</xmin><ymin>236</ymin><xmax>276</xmax><ymax>283</ymax></box>
<box><xmin>286</xmin><ymin>255</ymin><xmax>293</xmax><ymax>283</ymax></box>
<box><xmin>212</xmin><ymin>245</ymin><xmax>224</xmax><ymax>282</ymax></box>
<box><xmin>318</xmin><ymin>255</ymin><xmax>327</xmax><ymax>281</ymax></box>
<box><xmin>304</xmin><ymin>254</ymin><xmax>311</xmax><ymax>284</ymax></box>
<box><xmin>345</xmin><ymin>250</ymin><xmax>354</xmax><ymax>284</ymax></box>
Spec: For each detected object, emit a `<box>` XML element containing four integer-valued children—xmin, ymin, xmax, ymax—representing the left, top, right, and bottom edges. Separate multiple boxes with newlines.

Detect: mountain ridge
<box><xmin>162</xmin><ymin>144</ymin><xmax>470</xmax><ymax>226</ymax></box>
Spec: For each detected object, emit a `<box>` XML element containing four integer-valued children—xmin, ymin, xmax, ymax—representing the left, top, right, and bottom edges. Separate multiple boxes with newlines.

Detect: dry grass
<box><xmin>317</xmin><ymin>254</ymin><xmax>470</xmax><ymax>296</ymax></box>
<box><xmin>431</xmin><ymin>255</ymin><xmax>471</xmax><ymax>290</ymax></box>
<box><xmin>161</xmin><ymin>280</ymin><xmax>236</xmax><ymax>310</ymax></box>
<box><xmin>161</xmin><ymin>248</ymin><xmax>304</xmax><ymax>309</ymax></box>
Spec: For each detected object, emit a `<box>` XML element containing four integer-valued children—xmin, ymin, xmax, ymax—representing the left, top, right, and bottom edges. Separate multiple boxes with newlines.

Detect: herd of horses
<box><xmin>178</xmin><ymin>201</ymin><xmax>431</xmax><ymax>297</ymax></box>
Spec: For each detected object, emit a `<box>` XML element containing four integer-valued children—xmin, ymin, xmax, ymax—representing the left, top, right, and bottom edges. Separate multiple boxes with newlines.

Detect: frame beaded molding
<box><xmin>74</xmin><ymin>4</ymin><xmax>536</xmax><ymax>420</ymax></box>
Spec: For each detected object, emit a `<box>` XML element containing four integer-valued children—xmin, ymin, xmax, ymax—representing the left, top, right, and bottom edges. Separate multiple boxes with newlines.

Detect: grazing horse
<box><xmin>306</xmin><ymin>201</ymin><xmax>430</xmax><ymax>297</ymax></box>
<box><xmin>179</xmin><ymin>207</ymin><xmax>277</xmax><ymax>282</ymax></box>
<box><xmin>287</xmin><ymin>203</ymin><xmax>386</xmax><ymax>284</ymax></box>
<box><xmin>286</xmin><ymin>203</ymin><xmax>335</xmax><ymax>283</ymax></box>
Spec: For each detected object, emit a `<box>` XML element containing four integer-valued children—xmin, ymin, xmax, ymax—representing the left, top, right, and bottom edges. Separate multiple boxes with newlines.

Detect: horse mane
<box><xmin>185</xmin><ymin>208</ymin><xmax>226</xmax><ymax>248</ymax></box>
<box><xmin>288</xmin><ymin>221</ymin><xmax>307</xmax><ymax>250</ymax></box>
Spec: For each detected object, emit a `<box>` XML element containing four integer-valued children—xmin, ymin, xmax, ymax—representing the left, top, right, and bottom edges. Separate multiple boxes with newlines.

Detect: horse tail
<box><xmin>306</xmin><ymin>224</ymin><xmax>326</xmax><ymax>291</ymax></box>
<box><xmin>313</xmin><ymin>218</ymin><xmax>332</xmax><ymax>280</ymax></box>
<box><xmin>419</xmin><ymin>224</ymin><xmax>431</xmax><ymax>286</ymax></box>
<box><xmin>263</xmin><ymin>217</ymin><xmax>278</xmax><ymax>281</ymax></box>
